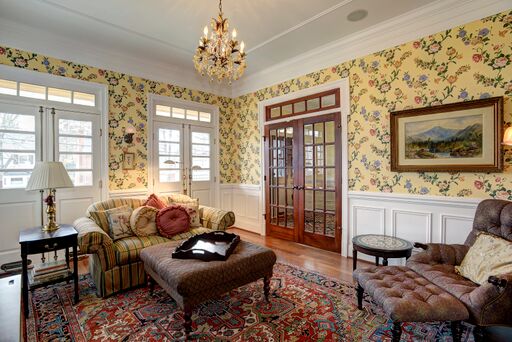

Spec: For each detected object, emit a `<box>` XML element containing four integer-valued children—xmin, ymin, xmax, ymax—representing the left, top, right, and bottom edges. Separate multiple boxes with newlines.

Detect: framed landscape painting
<box><xmin>390</xmin><ymin>97</ymin><xmax>503</xmax><ymax>172</ymax></box>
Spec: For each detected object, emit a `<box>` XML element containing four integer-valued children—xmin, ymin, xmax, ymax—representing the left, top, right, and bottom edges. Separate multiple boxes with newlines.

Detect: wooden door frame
<box><xmin>258</xmin><ymin>78</ymin><xmax>350</xmax><ymax>256</ymax></box>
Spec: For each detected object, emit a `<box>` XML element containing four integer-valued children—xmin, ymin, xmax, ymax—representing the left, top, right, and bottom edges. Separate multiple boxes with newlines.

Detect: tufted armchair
<box><xmin>407</xmin><ymin>199</ymin><xmax>512</xmax><ymax>338</ymax></box>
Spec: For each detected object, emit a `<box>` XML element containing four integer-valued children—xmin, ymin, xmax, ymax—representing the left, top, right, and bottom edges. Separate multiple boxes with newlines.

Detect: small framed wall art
<box><xmin>390</xmin><ymin>97</ymin><xmax>503</xmax><ymax>172</ymax></box>
<box><xmin>122</xmin><ymin>152</ymin><xmax>135</xmax><ymax>170</ymax></box>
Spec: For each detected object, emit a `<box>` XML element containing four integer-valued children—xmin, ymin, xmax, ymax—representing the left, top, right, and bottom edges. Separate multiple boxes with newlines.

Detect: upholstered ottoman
<box><xmin>140</xmin><ymin>240</ymin><xmax>277</xmax><ymax>337</ymax></box>
<box><xmin>354</xmin><ymin>266</ymin><xmax>469</xmax><ymax>342</ymax></box>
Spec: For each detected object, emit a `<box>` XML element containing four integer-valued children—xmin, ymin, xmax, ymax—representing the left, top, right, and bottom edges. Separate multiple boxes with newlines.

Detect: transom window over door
<box><xmin>150</xmin><ymin>95</ymin><xmax>218</xmax><ymax>207</ymax></box>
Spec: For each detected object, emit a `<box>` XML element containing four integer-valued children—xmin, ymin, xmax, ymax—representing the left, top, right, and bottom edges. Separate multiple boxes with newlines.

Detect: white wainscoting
<box><xmin>348</xmin><ymin>191</ymin><xmax>480</xmax><ymax>264</ymax></box>
<box><xmin>220</xmin><ymin>184</ymin><xmax>262</xmax><ymax>234</ymax></box>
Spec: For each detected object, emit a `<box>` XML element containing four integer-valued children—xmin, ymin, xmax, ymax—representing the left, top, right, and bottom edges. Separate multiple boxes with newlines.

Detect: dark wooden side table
<box><xmin>352</xmin><ymin>234</ymin><xmax>413</xmax><ymax>270</ymax></box>
<box><xmin>19</xmin><ymin>224</ymin><xmax>79</xmax><ymax>316</ymax></box>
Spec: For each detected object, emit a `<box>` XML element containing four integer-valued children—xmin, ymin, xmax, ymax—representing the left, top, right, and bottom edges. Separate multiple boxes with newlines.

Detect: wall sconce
<box><xmin>124</xmin><ymin>125</ymin><xmax>136</xmax><ymax>144</ymax></box>
<box><xmin>503</xmin><ymin>127</ymin><xmax>512</xmax><ymax>146</ymax></box>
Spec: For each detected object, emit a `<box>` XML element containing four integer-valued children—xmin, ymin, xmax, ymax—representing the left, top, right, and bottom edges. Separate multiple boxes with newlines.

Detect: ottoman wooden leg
<box><xmin>263</xmin><ymin>274</ymin><xmax>272</xmax><ymax>302</ymax></box>
<box><xmin>392</xmin><ymin>322</ymin><xmax>402</xmax><ymax>342</ymax></box>
<box><xmin>356</xmin><ymin>283</ymin><xmax>364</xmax><ymax>310</ymax></box>
<box><xmin>450</xmin><ymin>321</ymin><xmax>462</xmax><ymax>342</ymax></box>
<box><xmin>183</xmin><ymin>305</ymin><xmax>192</xmax><ymax>339</ymax></box>
<box><xmin>147</xmin><ymin>274</ymin><xmax>155</xmax><ymax>295</ymax></box>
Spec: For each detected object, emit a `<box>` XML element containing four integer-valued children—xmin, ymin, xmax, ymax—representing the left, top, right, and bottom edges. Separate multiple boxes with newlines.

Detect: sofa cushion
<box><xmin>113</xmin><ymin>227</ymin><xmax>213</xmax><ymax>265</ymax></box>
<box><xmin>455</xmin><ymin>232</ymin><xmax>512</xmax><ymax>285</ymax></box>
<box><xmin>87</xmin><ymin>198</ymin><xmax>144</xmax><ymax>232</ymax></box>
<box><xmin>167</xmin><ymin>193</ymin><xmax>197</xmax><ymax>204</ymax></box>
<box><xmin>105</xmin><ymin>206</ymin><xmax>134</xmax><ymax>241</ymax></box>
<box><xmin>130</xmin><ymin>206</ymin><xmax>159</xmax><ymax>237</ymax></box>
<box><xmin>144</xmin><ymin>194</ymin><xmax>167</xmax><ymax>209</ymax></box>
<box><xmin>157</xmin><ymin>205</ymin><xmax>190</xmax><ymax>238</ymax></box>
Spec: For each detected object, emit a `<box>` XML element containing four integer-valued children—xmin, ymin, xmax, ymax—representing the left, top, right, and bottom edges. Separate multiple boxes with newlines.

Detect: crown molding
<box><xmin>0</xmin><ymin>18</ymin><xmax>232</xmax><ymax>98</ymax></box>
<box><xmin>231</xmin><ymin>0</ymin><xmax>512</xmax><ymax>97</ymax></box>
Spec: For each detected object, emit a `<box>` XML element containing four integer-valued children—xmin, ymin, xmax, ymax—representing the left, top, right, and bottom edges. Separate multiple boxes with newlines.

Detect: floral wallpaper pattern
<box><xmin>0</xmin><ymin>46</ymin><xmax>234</xmax><ymax>190</ymax></box>
<box><xmin>0</xmin><ymin>9</ymin><xmax>511</xmax><ymax>200</ymax></box>
<box><xmin>228</xmin><ymin>9</ymin><xmax>512</xmax><ymax>199</ymax></box>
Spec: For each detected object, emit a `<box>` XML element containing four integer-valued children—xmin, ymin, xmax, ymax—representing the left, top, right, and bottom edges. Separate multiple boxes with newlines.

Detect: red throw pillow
<box><xmin>143</xmin><ymin>194</ymin><xmax>166</xmax><ymax>210</ymax></box>
<box><xmin>156</xmin><ymin>205</ymin><xmax>190</xmax><ymax>238</ymax></box>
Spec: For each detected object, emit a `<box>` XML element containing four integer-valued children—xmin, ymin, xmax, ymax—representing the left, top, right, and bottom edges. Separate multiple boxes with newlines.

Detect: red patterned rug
<box><xmin>26</xmin><ymin>263</ymin><xmax>474</xmax><ymax>341</ymax></box>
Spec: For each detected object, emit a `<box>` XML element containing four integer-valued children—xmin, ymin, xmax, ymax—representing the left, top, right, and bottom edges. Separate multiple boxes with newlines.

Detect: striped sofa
<box><xmin>73</xmin><ymin>195</ymin><xmax>235</xmax><ymax>297</ymax></box>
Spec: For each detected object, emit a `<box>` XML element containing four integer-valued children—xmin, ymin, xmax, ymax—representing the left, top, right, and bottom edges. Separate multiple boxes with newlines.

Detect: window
<box><xmin>58</xmin><ymin>119</ymin><xmax>93</xmax><ymax>186</ymax></box>
<box><xmin>158</xmin><ymin>128</ymin><xmax>181</xmax><ymax>183</ymax></box>
<box><xmin>153</xmin><ymin>104</ymin><xmax>211</xmax><ymax>123</ymax></box>
<box><xmin>0</xmin><ymin>112</ymin><xmax>37</xmax><ymax>189</ymax></box>
<box><xmin>266</xmin><ymin>89</ymin><xmax>339</xmax><ymax>121</ymax></box>
<box><xmin>0</xmin><ymin>78</ymin><xmax>96</xmax><ymax>106</ymax></box>
<box><xmin>191</xmin><ymin>131</ymin><xmax>211</xmax><ymax>181</ymax></box>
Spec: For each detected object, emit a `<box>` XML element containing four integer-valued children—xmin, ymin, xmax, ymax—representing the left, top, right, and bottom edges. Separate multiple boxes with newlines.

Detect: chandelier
<box><xmin>193</xmin><ymin>0</ymin><xmax>246</xmax><ymax>83</ymax></box>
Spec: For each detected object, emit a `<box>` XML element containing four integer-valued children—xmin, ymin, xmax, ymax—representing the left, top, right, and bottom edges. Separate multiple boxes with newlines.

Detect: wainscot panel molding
<box><xmin>347</xmin><ymin>191</ymin><xmax>480</xmax><ymax>265</ymax></box>
<box><xmin>220</xmin><ymin>184</ymin><xmax>262</xmax><ymax>234</ymax></box>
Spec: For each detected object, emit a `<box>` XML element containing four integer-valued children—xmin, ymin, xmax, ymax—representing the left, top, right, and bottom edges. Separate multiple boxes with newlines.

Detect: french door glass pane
<box><xmin>59</xmin><ymin>119</ymin><xmax>92</xmax><ymax>136</ymax></box>
<box><xmin>159</xmin><ymin>142</ymin><xmax>180</xmax><ymax>155</ymax></box>
<box><xmin>159</xmin><ymin>128</ymin><xmax>180</xmax><ymax>142</ymax></box>
<box><xmin>59</xmin><ymin>136</ymin><xmax>92</xmax><ymax>153</ymax></box>
<box><xmin>160</xmin><ymin>170</ymin><xmax>180</xmax><ymax>182</ymax></box>
<box><xmin>0</xmin><ymin>152</ymin><xmax>35</xmax><ymax>169</ymax></box>
<box><xmin>192</xmin><ymin>144</ymin><xmax>209</xmax><ymax>156</ymax></box>
<box><xmin>192</xmin><ymin>169</ymin><xmax>209</xmax><ymax>181</ymax></box>
<box><xmin>191</xmin><ymin>131</ymin><xmax>211</xmax><ymax>181</ymax></box>
<box><xmin>159</xmin><ymin>156</ymin><xmax>180</xmax><ymax>169</ymax></box>
<box><xmin>67</xmin><ymin>171</ymin><xmax>93</xmax><ymax>186</ymax></box>
<box><xmin>0</xmin><ymin>133</ymin><xmax>35</xmax><ymax>150</ymax></box>
<box><xmin>59</xmin><ymin>154</ymin><xmax>92</xmax><ymax>170</ymax></box>
<box><xmin>0</xmin><ymin>113</ymin><xmax>35</xmax><ymax>131</ymax></box>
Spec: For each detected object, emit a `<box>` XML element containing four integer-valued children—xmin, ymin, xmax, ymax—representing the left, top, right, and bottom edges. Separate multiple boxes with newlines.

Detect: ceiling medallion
<box><xmin>193</xmin><ymin>0</ymin><xmax>246</xmax><ymax>83</ymax></box>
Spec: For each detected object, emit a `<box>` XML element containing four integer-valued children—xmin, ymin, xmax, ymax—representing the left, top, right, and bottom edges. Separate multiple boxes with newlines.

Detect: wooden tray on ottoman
<box><xmin>172</xmin><ymin>231</ymin><xmax>240</xmax><ymax>261</ymax></box>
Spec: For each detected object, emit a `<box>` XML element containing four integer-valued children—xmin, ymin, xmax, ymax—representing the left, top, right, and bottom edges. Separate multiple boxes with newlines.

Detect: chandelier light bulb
<box><xmin>240</xmin><ymin>41</ymin><xmax>245</xmax><ymax>53</ymax></box>
<box><xmin>232</xmin><ymin>29</ymin><xmax>237</xmax><ymax>38</ymax></box>
<box><xmin>203</xmin><ymin>26</ymin><xmax>208</xmax><ymax>37</ymax></box>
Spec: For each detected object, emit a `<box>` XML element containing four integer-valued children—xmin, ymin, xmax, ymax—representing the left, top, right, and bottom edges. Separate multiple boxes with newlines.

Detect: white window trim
<box><xmin>147</xmin><ymin>93</ymin><xmax>220</xmax><ymax>207</ymax></box>
<box><xmin>0</xmin><ymin>65</ymin><xmax>109</xmax><ymax>200</ymax></box>
<box><xmin>257</xmin><ymin>78</ymin><xmax>350</xmax><ymax>256</ymax></box>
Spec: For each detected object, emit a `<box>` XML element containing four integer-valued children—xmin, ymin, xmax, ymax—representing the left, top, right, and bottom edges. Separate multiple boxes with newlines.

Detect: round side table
<box><xmin>352</xmin><ymin>234</ymin><xmax>413</xmax><ymax>270</ymax></box>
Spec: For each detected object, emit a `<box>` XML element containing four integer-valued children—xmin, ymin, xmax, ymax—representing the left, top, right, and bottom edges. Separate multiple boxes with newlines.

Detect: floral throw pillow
<box><xmin>178</xmin><ymin>202</ymin><xmax>201</xmax><ymax>228</ymax></box>
<box><xmin>105</xmin><ymin>206</ymin><xmax>134</xmax><ymax>241</ymax></box>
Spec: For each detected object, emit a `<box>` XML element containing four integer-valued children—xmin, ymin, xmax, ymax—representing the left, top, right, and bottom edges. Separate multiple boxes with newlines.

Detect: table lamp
<box><xmin>26</xmin><ymin>161</ymin><xmax>74</xmax><ymax>231</ymax></box>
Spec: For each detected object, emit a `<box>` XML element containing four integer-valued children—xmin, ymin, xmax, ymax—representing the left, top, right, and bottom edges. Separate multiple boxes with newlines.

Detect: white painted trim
<box><xmin>352</xmin><ymin>205</ymin><xmax>386</xmax><ymax>237</ymax></box>
<box><xmin>391</xmin><ymin>209</ymin><xmax>433</xmax><ymax>243</ymax></box>
<box><xmin>439</xmin><ymin>214</ymin><xmax>473</xmax><ymax>244</ymax></box>
<box><xmin>146</xmin><ymin>93</ymin><xmax>220</xmax><ymax>207</ymax></box>
<box><xmin>109</xmin><ymin>189</ymin><xmax>149</xmax><ymax>198</ymax></box>
<box><xmin>232</xmin><ymin>0</ymin><xmax>511</xmax><ymax>97</ymax></box>
<box><xmin>349</xmin><ymin>191</ymin><xmax>482</xmax><ymax>208</ymax></box>
<box><xmin>257</xmin><ymin>78</ymin><xmax>350</xmax><ymax>256</ymax></box>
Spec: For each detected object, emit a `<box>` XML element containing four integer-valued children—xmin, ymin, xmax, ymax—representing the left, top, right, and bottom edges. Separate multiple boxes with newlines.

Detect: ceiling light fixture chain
<box><xmin>193</xmin><ymin>0</ymin><xmax>246</xmax><ymax>83</ymax></box>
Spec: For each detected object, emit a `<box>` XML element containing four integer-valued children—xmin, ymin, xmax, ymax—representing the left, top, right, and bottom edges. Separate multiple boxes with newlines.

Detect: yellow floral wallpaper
<box><xmin>225</xmin><ymin>9</ymin><xmax>512</xmax><ymax>199</ymax></box>
<box><xmin>0</xmin><ymin>9</ymin><xmax>511</xmax><ymax>199</ymax></box>
<box><xmin>0</xmin><ymin>46</ymin><xmax>235</xmax><ymax>190</ymax></box>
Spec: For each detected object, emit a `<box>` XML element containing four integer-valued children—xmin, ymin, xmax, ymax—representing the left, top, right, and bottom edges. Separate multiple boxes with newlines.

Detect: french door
<box><xmin>153</xmin><ymin>122</ymin><xmax>214</xmax><ymax>206</ymax></box>
<box><xmin>265</xmin><ymin>112</ymin><xmax>341</xmax><ymax>252</ymax></box>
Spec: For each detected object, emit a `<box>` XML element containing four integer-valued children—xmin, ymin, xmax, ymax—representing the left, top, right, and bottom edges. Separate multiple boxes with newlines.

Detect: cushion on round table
<box><xmin>156</xmin><ymin>205</ymin><xmax>190</xmax><ymax>238</ymax></box>
<box><xmin>130</xmin><ymin>205</ymin><xmax>159</xmax><ymax>237</ymax></box>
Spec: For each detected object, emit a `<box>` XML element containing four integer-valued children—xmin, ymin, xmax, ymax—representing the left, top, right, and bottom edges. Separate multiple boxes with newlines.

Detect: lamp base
<box><xmin>42</xmin><ymin>222</ymin><xmax>60</xmax><ymax>232</ymax></box>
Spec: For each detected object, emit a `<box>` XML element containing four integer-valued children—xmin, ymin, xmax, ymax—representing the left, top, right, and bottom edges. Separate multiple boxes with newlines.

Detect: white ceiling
<box><xmin>0</xmin><ymin>0</ymin><xmax>509</xmax><ymax>96</ymax></box>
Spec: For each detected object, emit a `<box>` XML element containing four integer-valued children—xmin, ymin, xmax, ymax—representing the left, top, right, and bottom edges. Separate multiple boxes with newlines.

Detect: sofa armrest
<box><xmin>73</xmin><ymin>217</ymin><xmax>113</xmax><ymax>254</ymax></box>
<box><xmin>467</xmin><ymin>272</ymin><xmax>512</xmax><ymax>326</ymax></box>
<box><xmin>199</xmin><ymin>206</ymin><xmax>235</xmax><ymax>231</ymax></box>
<box><xmin>407</xmin><ymin>243</ymin><xmax>469</xmax><ymax>266</ymax></box>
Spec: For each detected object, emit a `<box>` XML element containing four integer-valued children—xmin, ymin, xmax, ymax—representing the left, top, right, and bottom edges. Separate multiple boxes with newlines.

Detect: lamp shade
<box><xmin>26</xmin><ymin>161</ymin><xmax>74</xmax><ymax>190</ymax></box>
<box><xmin>503</xmin><ymin>127</ymin><xmax>512</xmax><ymax>146</ymax></box>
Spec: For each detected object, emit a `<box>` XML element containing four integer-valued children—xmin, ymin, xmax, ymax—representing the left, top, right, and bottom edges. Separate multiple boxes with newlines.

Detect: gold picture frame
<box><xmin>122</xmin><ymin>152</ymin><xmax>135</xmax><ymax>170</ymax></box>
<box><xmin>390</xmin><ymin>97</ymin><xmax>503</xmax><ymax>172</ymax></box>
